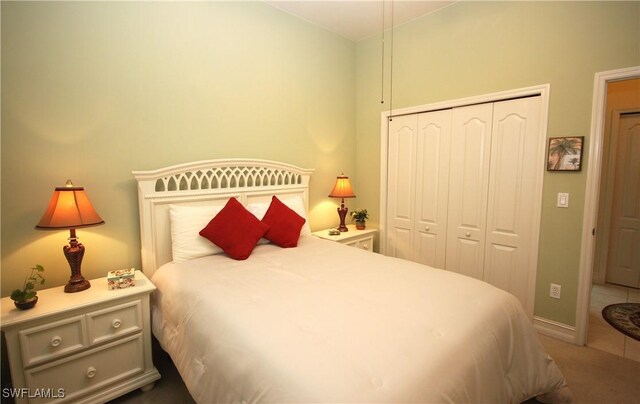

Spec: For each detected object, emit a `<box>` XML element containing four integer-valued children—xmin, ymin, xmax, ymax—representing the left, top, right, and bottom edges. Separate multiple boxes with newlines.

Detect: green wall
<box><xmin>1</xmin><ymin>1</ymin><xmax>356</xmax><ymax>295</ymax></box>
<box><xmin>355</xmin><ymin>1</ymin><xmax>640</xmax><ymax>325</ymax></box>
<box><xmin>2</xmin><ymin>1</ymin><xmax>639</xmax><ymax>328</ymax></box>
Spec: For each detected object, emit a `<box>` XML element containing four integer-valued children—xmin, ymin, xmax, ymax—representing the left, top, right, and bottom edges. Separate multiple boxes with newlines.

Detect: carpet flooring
<box><xmin>111</xmin><ymin>334</ymin><xmax>640</xmax><ymax>404</ymax></box>
<box><xmin>534</xmin><ymin>334</ymin><xmax>640</xmax><ymax>403</ymax></box>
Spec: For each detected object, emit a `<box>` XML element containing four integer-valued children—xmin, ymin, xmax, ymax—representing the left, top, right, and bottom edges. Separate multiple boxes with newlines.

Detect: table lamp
<box><xmin>328</xmin><ymin>174</ymin><xmax>356</xmax><ymax>232</ymax></box>
<box><xmin>35</xmin><ymin>180</ymin><xmax>104</xmax><ymax>293</ymax></box>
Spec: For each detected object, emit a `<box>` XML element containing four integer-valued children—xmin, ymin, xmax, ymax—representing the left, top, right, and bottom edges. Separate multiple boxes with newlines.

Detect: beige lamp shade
<box><xmin>328</xmin><ymin>175</ymin><xmax>356</xmax><ymax>198</ymax></box>
<box><xmin>35</xmin><ymin>180</ymin><xmax>104</xmax><ymax>230</ymax></box>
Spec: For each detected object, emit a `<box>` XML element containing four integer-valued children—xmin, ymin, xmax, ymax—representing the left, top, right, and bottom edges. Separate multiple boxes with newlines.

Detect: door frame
<box><xmin>575</xmin><ymin>66</ymin><xmax>640</xmax><ymax>346</ymax></box>
<box><xmin>379</xmin><ymin>84</ymin><xmax>550</xmax><ymax>319</ymax></box>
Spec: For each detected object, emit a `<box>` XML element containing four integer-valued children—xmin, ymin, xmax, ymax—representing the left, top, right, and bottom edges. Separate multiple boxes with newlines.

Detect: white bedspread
<box><xmin>151</xmin><ymin>236</ymin><xmax>568</xmax><ymax>403</ymax></box>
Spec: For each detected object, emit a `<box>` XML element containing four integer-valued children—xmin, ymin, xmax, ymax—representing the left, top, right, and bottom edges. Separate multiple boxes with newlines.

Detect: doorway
<box><xmin>576</xmin><ymin>66</ymin><xmax>640</xmax><ymax>349</ymax></box>
<box><xmin>600</xmin><ymin>110</ymin><xmax>640</xmax><ymax>288</ymax></box>
<box><xmin>589</xmin><ymin>106</ymin><xmax>640</xmax><ymax>361</ymax></box>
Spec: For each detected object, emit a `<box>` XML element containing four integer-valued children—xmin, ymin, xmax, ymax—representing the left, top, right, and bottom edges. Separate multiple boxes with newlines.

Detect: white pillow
<box><xmin>247</xmin><ymin>195</ymin><xmax>311</xmax><ymax>237</ymax></box>
<box><xmin>169</xmin><ymin>204</ymin><xmax>224</xmax><ymax>262</ymax></box>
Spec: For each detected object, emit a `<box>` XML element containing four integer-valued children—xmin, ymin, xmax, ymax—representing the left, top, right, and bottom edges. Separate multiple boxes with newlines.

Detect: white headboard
<box><xmin>132</xmin><ymin>159</ymin><xmax>314</xmax><ymax>277</ymax></box>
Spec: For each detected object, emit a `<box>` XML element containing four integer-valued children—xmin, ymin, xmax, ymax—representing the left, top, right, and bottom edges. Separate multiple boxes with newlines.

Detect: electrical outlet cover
<box><xmin>557</xmin><ymin>193</ymin><xmax>569</xmax><ymax>208</ymax></box>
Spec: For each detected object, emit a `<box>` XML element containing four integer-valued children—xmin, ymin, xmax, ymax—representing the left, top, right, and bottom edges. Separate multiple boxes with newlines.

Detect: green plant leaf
<box><xmin>10</xmin><ymin>289</ymin><xmax>25</xmax><ymax>301</ymax></box>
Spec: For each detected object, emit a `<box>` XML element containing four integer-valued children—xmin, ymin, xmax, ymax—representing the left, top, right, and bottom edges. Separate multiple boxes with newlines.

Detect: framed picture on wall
<box><xmin>547</xmin><ymin>136</ymin><xmax>584</xmax><ymax>171</ymax></box>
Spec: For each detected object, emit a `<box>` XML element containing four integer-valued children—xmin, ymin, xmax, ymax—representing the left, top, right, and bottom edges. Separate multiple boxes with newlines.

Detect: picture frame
<box><xmin>547</xmin><ymin>136</ymin><xmax>584</xmax><ymax>171</ymax></box>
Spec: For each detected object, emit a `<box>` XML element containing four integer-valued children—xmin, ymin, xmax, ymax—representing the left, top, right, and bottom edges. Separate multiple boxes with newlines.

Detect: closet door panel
<box><xmin>414</xmin><ymin>110</ymin><xmax>452</xmax><ymax>268</ymax></box>
<box><xmin>416</xmin><ymin>232</ymin><xmax>438</xmax><ymax>266</ymax></box>
<box><xmin>484</xmin><ymin>96</ymin><xmax>541</xmax><ymax>316</ymax></box>
<box><xmin>455</xmin><ymin>238</ymin><xmax>485</xmax><ymax>279</ymax></box>
<box><xmin>446</xmin><ymin>103</ymin><xmax>493</xmax><ymax>279</ymax></box>
<box><xmin>386</xmin><ymin>115</ymin><xmax>417</xmax><ymax>260</ymax></box>
<box><xmin>389</xmin><ymin>228</ymin><xmax>413</xmax><ymax>261</ymax></box>
<box><xmin>484</xmin><ymin>245</ymin><xmax>517</xmax><ymax>292</ymax></box>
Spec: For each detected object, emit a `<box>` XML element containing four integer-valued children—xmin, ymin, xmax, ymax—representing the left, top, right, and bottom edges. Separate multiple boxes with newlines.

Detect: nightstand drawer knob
<box><xmin>425</xmin><ymin>226</ymin><xmax>430</xmax><ymax>231</ymax></box>
<box><xmin>50</xmin><ymin>336</ymin><xmax>63</xmax><ymax>347</ymax></box>
<box><xmin>111</xmin><ymin>319</ymin><xmax>122</xmax><ymax>329</ymax></box>
<box><xmin>86</xmin><ymin>367</ymin><xmax>97</xmax><ymax>379</ymax></box>
<box><xmin>465</xmin><ymin>232</ymin><xmax>471</xmax><ymax>237</ymax></box>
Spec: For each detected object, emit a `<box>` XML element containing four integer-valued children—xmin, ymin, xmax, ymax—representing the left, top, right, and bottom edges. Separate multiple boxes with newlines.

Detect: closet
<box><xmin>385</xmin><ymin>96</ymin><xmax>543</xmax><ymax>316</ymax></box>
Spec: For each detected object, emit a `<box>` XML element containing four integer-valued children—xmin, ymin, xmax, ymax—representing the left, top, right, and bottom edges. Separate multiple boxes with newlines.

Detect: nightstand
<box><xmin>1</xmin><ymin>271</ymin><xmax>160</xmax><ymax>404</ymax></box>
<box><xmin>312</xmin><ymin>224</ymin><xmax>377</xmax><ymax>251</ymax></box>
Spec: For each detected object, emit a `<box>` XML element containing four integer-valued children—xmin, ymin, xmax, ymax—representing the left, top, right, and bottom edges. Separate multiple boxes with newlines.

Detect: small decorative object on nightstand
<box><xmin>108</xmin><ymin>268</ymin><xmax>136</xmax><ymax>290</ymax></box>
<box><xmin>10</xmin><ymin>264</ymin><xmax>45</xmax><ymax>310</ymax></box>
<box><xmin>312</xmin><ymin>225</ymin><xmax>377</xmax><ymax>252</ymax></box>
<box><xmin>328</xmin><ymin>174</ymin><xmax>356</xmax><ymax>232</ymax></box>
<box><xmin>350</xmin><ymin>209</ymin><xmax>369</xmax><ymax>230</ymax></box>
<box><xmin>35</xmin><ymin>180</ymin><xmax>105</xmax><ymax>293</ymax></box>
<box><xmin>0</xmin><ymin>271</ymin><xmax>161</xmax><ymax>403</ymax></box>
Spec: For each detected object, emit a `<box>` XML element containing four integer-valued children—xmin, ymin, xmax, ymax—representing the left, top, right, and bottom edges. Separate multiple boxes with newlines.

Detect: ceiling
<box><xmin>264</xmin><ymin>1</ymin><xmax>456</xmax><ymax>42</ymax></box>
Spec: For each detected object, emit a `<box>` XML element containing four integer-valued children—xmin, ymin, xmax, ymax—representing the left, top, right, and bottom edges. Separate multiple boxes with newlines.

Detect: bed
<box><xmin>132</xmin><ymin>159</ymin><xmax>572</xmax><ymax>403</ymax></box>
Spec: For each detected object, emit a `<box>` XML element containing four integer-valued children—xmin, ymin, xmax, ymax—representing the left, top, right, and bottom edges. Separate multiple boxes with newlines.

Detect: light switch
<box><xmin>557</xmin><ymin>193</ymin><xmax>569</xmax><ymax>208</ymax></box>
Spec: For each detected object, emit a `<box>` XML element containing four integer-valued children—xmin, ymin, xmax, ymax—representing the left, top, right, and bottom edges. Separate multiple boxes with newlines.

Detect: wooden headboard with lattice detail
<box><xmin>132</xmin><ymin>159</ymin><xmax>314</xmax><ymax>277</ymax></box>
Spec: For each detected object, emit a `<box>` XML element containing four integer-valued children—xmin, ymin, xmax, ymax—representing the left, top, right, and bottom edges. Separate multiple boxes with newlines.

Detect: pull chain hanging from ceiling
<box><xmin>381</xmin><ymin>0</ymin><xmax>385</xmax><ymax>105</ymax></box>
<box><xmin>388</xmin><ymin>0</ymin><xmax>394</xmax><ymax>122</ymax></box>
<box><xmin>382</xmin><ymin>0</ymin><xmax>395</xmax><ymax>121</ymax></box>
<box><xmin>383</xmin><ymin>0</ymin><xmax>395</xmax><ymax>221</ymax></box>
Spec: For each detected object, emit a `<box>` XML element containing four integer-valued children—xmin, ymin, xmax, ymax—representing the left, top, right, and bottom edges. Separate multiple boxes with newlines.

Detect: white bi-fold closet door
<box><xmin>386</xmin><ymin>109</ymin><xmax>452</xmax><ymax>268</ymax></box>
<box><xmin>386</xmin><ymin>96</ymin><xmax>542</xmax><ymax>316</ymax></box>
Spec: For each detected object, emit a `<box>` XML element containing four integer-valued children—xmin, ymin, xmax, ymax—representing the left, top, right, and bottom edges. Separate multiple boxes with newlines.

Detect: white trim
<box><xmin>534</xmin><ymin>316</ymin><xmax>576</xmax><ymax>343</ymax></box>
<box><xmin>379</xmin><ymin>113</ymin><xmax>390</xmax><ymax>254</ymax></box>
<box><xmin>526</xmin><ymin>90</ymin><xmax>551</xmax><ymax>320</ymax></box>
<box><xmin>382</xmin><ymin>85</ymin><xmax>549</xmax><ymax>119</ymax></box>
<box><xmin>576</xmin><ymin>66</ymin><xmax>640</xmax><ymax>346</ymax></box>
<box><xmin>132</xmin><ymin>158</ymin><xmax>313</xmax><ymax>181</ymax></box>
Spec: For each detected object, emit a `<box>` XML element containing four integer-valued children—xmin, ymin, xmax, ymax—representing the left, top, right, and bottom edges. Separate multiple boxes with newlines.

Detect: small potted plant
<box><xmin>11</xmin><ymin>264</ymin><xmax>45</xmax><ymax>310</ymax></box>
<box><xmin>350</xmin><ymin>209</ymin><xmax>369</xmax><ymax>230</ymax></box>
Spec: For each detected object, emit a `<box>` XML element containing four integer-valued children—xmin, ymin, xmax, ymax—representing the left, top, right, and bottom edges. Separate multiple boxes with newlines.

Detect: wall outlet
<box><xmin>550</xmin><ymin>283</ymin><xmax>562</xmax><ymax>299</ymax></box>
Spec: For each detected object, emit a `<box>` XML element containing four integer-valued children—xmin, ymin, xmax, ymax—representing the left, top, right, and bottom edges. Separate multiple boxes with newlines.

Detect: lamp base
<box><xmin>337</xmin><ymin>204</ymin><xmax>349</xmax><ymax>232</ymax></box>
<box><xmin>63</xmin><ymin>230</ymin><xmax>91</xmax><ymax>293</ymax></box>
<box><xmin>65</xmin><ymin>278</ymin><xmax>91</xmax><ymax>293</ymax></box>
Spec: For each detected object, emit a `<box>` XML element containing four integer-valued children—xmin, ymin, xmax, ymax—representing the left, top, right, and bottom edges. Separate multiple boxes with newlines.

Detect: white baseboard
<box><xmin>534</xmin><ymin>316</ymin><xmax>577</xmax><ymax>344</ymax></box>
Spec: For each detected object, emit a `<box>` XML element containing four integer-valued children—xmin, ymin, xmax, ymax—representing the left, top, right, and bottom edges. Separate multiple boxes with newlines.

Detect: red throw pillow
<box><xmin>261</xmin><ymin>196</ymin><xmax>306</xmax><ymax>248</ymax></box>
<box><xmin>199</xmin><ymin>198</ymin><xmax>269</xmax><ymax>260</ymax></box>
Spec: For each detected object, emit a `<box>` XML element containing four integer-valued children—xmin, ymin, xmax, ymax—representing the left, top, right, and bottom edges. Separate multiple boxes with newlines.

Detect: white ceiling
<box><xmin>264</xmin><ymin>1</ymin><xmax>456</xmax><ymax>42</ymax></box>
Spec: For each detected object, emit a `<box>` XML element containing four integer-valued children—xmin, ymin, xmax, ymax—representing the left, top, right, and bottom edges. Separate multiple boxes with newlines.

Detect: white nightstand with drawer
<box><xmin>312</xmin><ymin>225</ymin><xmax>377</xmax><ymax>251</ymax></box>
<box><xmin>1</xmin><ymin>271</ymin><xmax>160</xmax><ymax>404</ymax></box>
